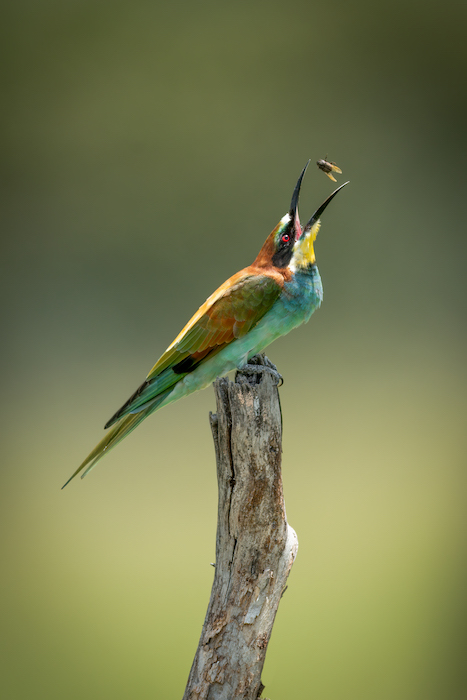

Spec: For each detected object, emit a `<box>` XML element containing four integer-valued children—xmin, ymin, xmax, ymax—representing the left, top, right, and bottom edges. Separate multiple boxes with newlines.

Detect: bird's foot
<box><xmin>240</xmin><ymin>364</ymin><xmax>283</xmax><ymax>386</ymax></box>
<box><xmin>236</xmin><ymin>354</ymin><xmax>283</xmax><ymax>387</ymax></box>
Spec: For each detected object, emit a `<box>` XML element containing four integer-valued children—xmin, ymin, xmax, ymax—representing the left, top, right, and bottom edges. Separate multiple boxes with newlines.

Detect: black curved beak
<box><xmin>303</xmin><ymin>181</ymin><xmax>349</xmax><ymax>233</ymax></box>
<box><xmin>287</xmin><ymin>160</ymin><xmax>311</xmax><ymax>240</ymax></box>
<box><xmin>290</xmin><ymin>160</ymin><xmax>311</xmax><ymax>217</ymax></box>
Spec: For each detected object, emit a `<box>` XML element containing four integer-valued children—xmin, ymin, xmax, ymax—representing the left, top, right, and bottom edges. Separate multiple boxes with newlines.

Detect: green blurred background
<box><xmin>2</xmin><ymin>1</ymin><xmax>466</xmax><ymax>698</ymax></box>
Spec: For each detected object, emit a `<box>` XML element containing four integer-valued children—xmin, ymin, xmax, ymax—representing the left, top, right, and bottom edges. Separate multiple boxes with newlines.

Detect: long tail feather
<box><xmin>62</xmin><ymin>409</ymin><xmax>150</xmax><ymax>489</ymax></box>
<box><xmin>63</xmin><ymin>388</ymin><xmax>175</xmax><ymax>489</ymax></box>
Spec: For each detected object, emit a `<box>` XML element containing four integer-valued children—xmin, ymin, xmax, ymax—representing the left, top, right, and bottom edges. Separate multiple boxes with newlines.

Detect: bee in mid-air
<box><xmin>316</xmin><ymin>156</ymin><xmax>342</xmax><ymax>182</ymax></box>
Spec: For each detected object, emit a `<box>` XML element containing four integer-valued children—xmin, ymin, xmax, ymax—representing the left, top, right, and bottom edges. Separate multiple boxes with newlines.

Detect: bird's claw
<box><xmin>236</xmin><ymin>354</ymin><xmax>283</xmax><ymax>387</ymax></box>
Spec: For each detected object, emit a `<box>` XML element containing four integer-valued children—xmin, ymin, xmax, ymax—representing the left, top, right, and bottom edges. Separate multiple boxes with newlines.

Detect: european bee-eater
<box><xmin>63</xmin><ymin>163</ymin><xmax>348</xmax><ymax>488</ymax></box>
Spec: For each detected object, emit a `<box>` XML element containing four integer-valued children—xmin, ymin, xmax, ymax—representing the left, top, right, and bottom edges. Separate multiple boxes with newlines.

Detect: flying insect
<box><xmin>316</xmin><ymin>157</ymin><xmax>342</xmax><ymax>182</ymax></box>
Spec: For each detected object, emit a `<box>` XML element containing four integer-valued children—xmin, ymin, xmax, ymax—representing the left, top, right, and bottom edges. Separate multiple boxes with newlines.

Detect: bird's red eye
<box><xmin>281</xmin><ymin>234</ymin><xmax>290</xmax><ymax>243</ymax></box>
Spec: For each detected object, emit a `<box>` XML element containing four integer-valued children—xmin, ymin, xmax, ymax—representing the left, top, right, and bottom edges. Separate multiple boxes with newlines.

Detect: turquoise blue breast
<box><xmin>282</xmin><ymin>264</ymin><xmax>323</xmax><ymax>322</ymax></box>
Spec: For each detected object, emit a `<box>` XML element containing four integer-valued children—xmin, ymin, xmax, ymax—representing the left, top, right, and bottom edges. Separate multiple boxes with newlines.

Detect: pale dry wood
<box><xmin>183</xmin><ymin>355</ymin><xmax>298</xmax><ymax>700</ymax></box>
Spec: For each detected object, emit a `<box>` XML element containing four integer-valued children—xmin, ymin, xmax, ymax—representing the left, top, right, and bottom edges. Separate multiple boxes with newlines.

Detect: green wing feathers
<box><xmin>148</xmin><ymin>274</ymin><xmax>282</xmax><ymax>378</ymax></box>
<box><xmin>106</xmin><ymin>273</ymin><xmax>281</xmax><ymax>428</ymax></box>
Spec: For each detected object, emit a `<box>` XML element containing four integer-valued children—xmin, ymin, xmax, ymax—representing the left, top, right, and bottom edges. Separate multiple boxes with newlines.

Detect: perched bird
<box><xmin>316</xmin><ymin>156</ymin><xmax>342</xmax><ymax>182</ymax></box>
<box><xmin>63</xmin><ymin>163</ymin><xmax>348</xmax><ymax>488</ymax></box>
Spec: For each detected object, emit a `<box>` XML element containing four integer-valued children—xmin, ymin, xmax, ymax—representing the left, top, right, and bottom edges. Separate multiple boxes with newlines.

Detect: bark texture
<box><xmin>183</xmin><ymin>355</ymin><xmax>298</xmax><ymax>700</ymax></box>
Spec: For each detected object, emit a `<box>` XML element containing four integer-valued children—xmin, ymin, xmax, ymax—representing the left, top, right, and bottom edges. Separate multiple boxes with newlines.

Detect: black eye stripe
<box><xmin>272</xmin><ymin>231</ymin><xmax>295</xmax><ymax>268</ymax></box>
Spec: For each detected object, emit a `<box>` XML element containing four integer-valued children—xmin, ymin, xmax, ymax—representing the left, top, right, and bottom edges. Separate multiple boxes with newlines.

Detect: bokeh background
<box><xmin>2</xmin><ymin>1</ymin><xmax>466</xmax><ymax>698</ymax></box>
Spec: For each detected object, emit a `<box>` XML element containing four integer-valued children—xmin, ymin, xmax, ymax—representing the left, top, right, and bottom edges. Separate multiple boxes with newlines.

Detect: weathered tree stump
<box><xmin>183</xmin><ymin>355</ymin><xmax>299</xmax><ymax>700</ymax></box>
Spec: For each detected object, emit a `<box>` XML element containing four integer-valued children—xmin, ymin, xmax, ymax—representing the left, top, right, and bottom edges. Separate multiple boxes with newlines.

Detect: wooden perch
<box><xmin>183</xmin><ymin>354</ymin><xmax>299</xmax><ymax>700</ymax></box>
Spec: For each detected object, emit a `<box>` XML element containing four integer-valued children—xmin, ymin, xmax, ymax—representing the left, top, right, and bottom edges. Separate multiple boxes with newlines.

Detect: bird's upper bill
<box><xmin>261</xmin><ymin>162</ymin><xmax>310</xmax><ymax>271</ymax></box>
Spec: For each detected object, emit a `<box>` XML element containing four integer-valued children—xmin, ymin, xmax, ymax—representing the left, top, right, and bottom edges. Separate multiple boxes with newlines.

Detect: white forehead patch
<box><xmin>280</xmin><ymin>213</ymin><xmax>291</xmax><ymax>225</ymax></box>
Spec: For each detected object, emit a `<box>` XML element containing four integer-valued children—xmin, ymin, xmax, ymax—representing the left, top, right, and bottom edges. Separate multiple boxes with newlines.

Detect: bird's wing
<box><xmin>104</xmin><ymin>271</ymin><xmax>282</xmax><ymax>427</ymax></box>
